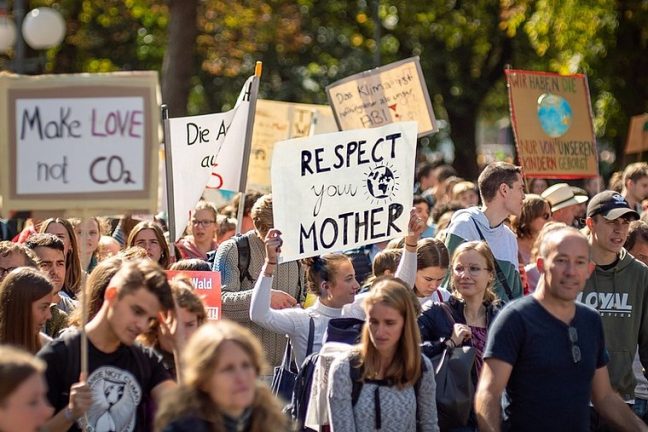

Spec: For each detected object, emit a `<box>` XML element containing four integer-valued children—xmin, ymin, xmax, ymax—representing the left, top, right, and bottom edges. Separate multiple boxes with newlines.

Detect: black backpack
<box><xmin>349</xmin><ymin>354</ymin><xmax>428</xmax><ymax>432</ymax></box>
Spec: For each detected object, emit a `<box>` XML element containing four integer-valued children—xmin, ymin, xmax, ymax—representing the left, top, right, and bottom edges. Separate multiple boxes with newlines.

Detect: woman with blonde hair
<box><xmin>0</xmin><ymin>267</ymin><xmax>54</xmax><ymax>353</ymax></box>
<box><xmin>127</xmin><ymin>221</ymin><xmax>171</xmax><ymax>269</ymax></box>
<box><xmin>176</xmin><ymin>201</ymin><xmax>220</xmax><ymax>261</ymax></box>
<box><xmin>418</xmin><ymin>241</ymin><xmax>502</xmax><ymax>431</ymax></box>
<box><xmin>328</xmin><ymin>277</ymin><xmax>439</xmax><ymax>431</ymax></box>
<box><xmin>39</xmin><ymin>218</ymin><xmax>83</xmax><ymax>299</ymax></box>
<box><xmin>0</xmin><ymin>346</ymin><xmax>54</xmax><ymax>432</ymax></box>
<box><xmin>155</xmin><ymin>320</ymin><xmax>291</xmax><ymax>432</ymax></box>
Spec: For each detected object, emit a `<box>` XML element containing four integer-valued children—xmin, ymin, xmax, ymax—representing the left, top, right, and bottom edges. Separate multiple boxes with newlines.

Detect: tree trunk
<box><xmin>161</xmin><ymin>0</ymin><xmax>198</xmax><ymax>117</ymax></box>
<box><xmin>447</xmin><ymin>108</ymin><xmax>480</xmax><ymax>180</ymax></box>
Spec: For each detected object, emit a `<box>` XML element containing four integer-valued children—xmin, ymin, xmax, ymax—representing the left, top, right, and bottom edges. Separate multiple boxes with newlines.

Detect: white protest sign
<box><xmin>0</xmin><ymin>72</ymin><xmax>159</xmax><ymax>213</ymax></box>
<box><xmin>166</xmin><ymin>75</ymin><xmax>256</xmax><ymax>242</ymax></box>
<box><xmin>272</xmin><ymin>121</ymin><xmax>418</xmax><ymax>262</ymax></box>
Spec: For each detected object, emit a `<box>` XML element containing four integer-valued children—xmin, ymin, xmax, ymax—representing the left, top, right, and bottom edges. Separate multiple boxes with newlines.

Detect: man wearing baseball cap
<box><xmin>577</xmin><ymin>190</ymin><xmax>646</xmax><ymax>429</ymax></box>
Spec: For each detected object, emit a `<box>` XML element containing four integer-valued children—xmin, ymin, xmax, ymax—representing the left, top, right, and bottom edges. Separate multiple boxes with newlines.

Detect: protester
<box><xmin>0</xmin><ymin>345</ymin><xmax>54</xmax><ymax>432</ymax></box>
<box><xmin>0</xmin><ymin>241</ymin><xmax>37</xmax><ymax>283</ymax></box>
<box><xmin>361</xmin><ymin>248</ymin><xmax>402</xmax><ymax>291</ymax></box>
<box><xmin>175</xmin><ymin>201</ymin><xmax>220</xmax><ymax>261</ymax></box>
<box><xmin>622</xmin><ymin>162</ymin><xmax>648</xmax><ymax>215</ymax></box>
<box><xmin>410</xmin><ymin>238</ymin><xmax>451</xmax><ymax>305</ymax></box>
<box><xmin>127</xmin><ymin>220</ymin><xmax>172</xmax><ymax>269</ymax></box>
<box><xmin>38</xmin><ymin>259</ymin><xmax>178</xmax><ymax>432</ymax></box>
<box><xmin>475</xmin><ymin>227</ymin><xmax>644</xmax><ymax>431</ymax></box>
<box><xmin>228</xmin><ymin>190</ymin><xmax>264</xmax><ymax>235</ymax></box>
<box><xmin>443</xmin><ymin>162</ymin><xmax>524</xmax><ymax>301</ymax></box>
<box><xmin>579</xmin><ymin>191</ymin><xmax>648</xmax><ymax>429</ymax></box>
<box><xmin>214</xmin><ymin>194</ymin><xmax>303</xmax><ymax>367</ymax></box>
<box><xmin>169</xmin><ymin>258</ymin><xmax>212</xmax><ymax>272</ymax></box>
<box><xmin>523</xmin><ymin>222</ymin><xmax>568</xmax><ymax>292</ymax></box>
<box><xmin>418</xmin><ymin>241</ymin><xmax>502</xmax><ymax>431</ymax></box>
<box><xmin>528</xmin><ymin>178</ymin><xmax>549</xmax><ymax>195</ymax></box>
<box><xmin>451</xmin><ymin>181</ymin><xmax>480</xmax><ymax>208</ymax></box>
<box><xmin>511</xmin><ymin>194</ymin><xmax>551</xmax><ymax>265</ymax></box>
<box><xmin>413</xmin><ymin>195</ymin><xmax>436</xmax><ymax>238</ymax></box>
<box><xmin>250</xmin><ymin>229</ymin><xmax>359</xmax><ymax>368</ymax></box>
<box><xmin>154</xmin><ymin>320</ymin><xmax>291</xmax><ymax>432</ymax></box>
<box><xmin>70</xmin><ymin>217</ymin><xmax>102</xmax><ymax>273</ymax></box>
<box><xmin>328</xmin><ymin>277</ymin><xmax>439</xmax><ymax>431</ymax></box>
<box><xmin>541</xmin><ymin>183</ymin><xmax>588</xmax><ymax>227</ymax></box>
<box><xmin>0</xmin><ymin>267</ymin><xmax>54</xmax><ymax>353</ymax></box>
<box><xmin>216</xmin><ymin>214</ymin><xmax>237</xmax><ymax>244</ymax></box>
<box><xmin>96</xmin><ymin>235</ymin><xmax>122</xmax><ymax>261</ymax></box>
<box><xmin>40</xmin><ymin>218</ymin><xmax>83</xmax><ymax>299</ymax></box>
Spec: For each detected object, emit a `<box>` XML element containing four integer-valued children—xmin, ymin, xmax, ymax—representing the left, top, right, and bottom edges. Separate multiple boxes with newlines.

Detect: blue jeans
<box><xmin>634</xmin><ymin>398</ymin><xmax>648</xmax><ymax>423</ymax></box>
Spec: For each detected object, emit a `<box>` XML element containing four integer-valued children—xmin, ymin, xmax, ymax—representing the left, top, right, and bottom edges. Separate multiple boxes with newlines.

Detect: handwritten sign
<box><xmin>166</xmin><ymin>270</ymin><xmax>222</xmax><ymax>320</ymax></box>
<box><xmin>272</xmin><ymin>121</ymin><xmax>417</xmax><ymax>262</ymax></box>
<box><xmin>506</xmin><ymin>69</ymin><xmax>598</xmax><ymax>179</ymax></box>
<box><xmin>326</xmin><ymin>57</ymin><xmax>436</xmax><ymax>137</ymax></box>
<box><xmin>166</xmin><ymin>75</ymin><xmax>256</xmax><ymax>242</ymax></box>
<box><xmin>247</xmin><ymin>99</ymin><xmax>338</xmax><ymax>192</ymax></box>
<box><xmin>0</xmin><ymin>72</ymin><xmax>159</xmax><ymax>213</ymax></box>
<box><xmin>625</xmin><ymin>113</ymin><xmax>648</xmax><ymax>154</ymax></box>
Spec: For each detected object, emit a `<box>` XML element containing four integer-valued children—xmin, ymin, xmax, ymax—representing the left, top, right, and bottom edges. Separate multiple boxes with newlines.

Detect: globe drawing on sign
<box><xmin>537</xmin><ymin>93</ymin><xmax>573</xmax><ymax>138</ymax></box>
<box><xmin>366</xmin><ymin>165</ymin><xmax>396</xmax><ymax>200</ymax></box>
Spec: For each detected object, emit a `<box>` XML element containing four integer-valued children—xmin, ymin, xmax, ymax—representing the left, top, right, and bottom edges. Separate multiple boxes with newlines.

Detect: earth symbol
<box><xmin>537</xmin><ymin>93</ymin><xmax>573</xmax><ymax>138</ymax></box>
<box><xmin>366</xmin><ymin>165</ymin><xmax>396</xmax><ymax>199</ymax></box>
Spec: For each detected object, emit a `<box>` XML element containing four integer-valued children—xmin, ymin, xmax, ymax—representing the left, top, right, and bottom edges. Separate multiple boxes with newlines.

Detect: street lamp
<box><xmin>0</xmin><ymin>0</ymin><xmax>65</xmax><ymax>73</ymax></box>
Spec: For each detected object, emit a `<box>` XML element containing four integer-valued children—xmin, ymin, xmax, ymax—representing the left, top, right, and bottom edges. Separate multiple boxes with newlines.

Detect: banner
<box><xmin>0</xmin><ymin>72</ymin><xmax>159</xmax><ymax>214</ymax></box>
<box><xmin>625</xmin><ymin>113</ymin><xmax>648</xmax><ymax>154</ymax></box>
<box><xmin>272</xmin><ymin>121</ymin><xmax>418</xmax><ymax>262</ymax></box>
<box><xmin>166</xmin><ymin>75</ymin><xmax>257</xmax><ymax>242</ymax></box>
<box><xmin>166</xmin><ymin>270</ymin><xmax>221</xmax><ymax>320</ymax></box>
<box><xmin>247</xmin><ymin>100</ymin><xmax>338</xmax><ymax>192</ymax></box>
<box><xmin>326</xmin><ymin>57</ymin><xmax>436</xmax><ymax>137</ymax></box>
<box><xmin>506</xmin><ymin>69</ymin><xmax>598</xmax><ymax>179</ymax></box>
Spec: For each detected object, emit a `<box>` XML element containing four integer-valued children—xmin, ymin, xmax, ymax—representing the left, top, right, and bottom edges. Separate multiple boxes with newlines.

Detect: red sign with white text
<box><xmin>166</xmin><ymin>270</ymin><xmax>221</xmax><ymax>320</ymax></box>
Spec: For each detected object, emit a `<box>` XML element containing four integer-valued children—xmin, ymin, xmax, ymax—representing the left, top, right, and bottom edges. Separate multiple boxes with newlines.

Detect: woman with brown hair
<box><xmin>176</xmin><ymin>201</ymin><xmax>220</xmax><ymax>261</ymax></box>
<box><xmin>511</xmin><ymin>194</ymin><xmax>551</xmax><ymax>265</ymax></box>
<box><xmin>155</xmin><ymin>320</ymin><xmax>292</xmax><ymax>432</ymax></box>
<box><xmin>327</xmin><ymin>277</ymin><xmax>438</xmax><ymax>431</ymax></box>
<box><xmin>127</xmin><ymin>221</ymin><xmax>171</xmax><ymax>269</ymax></box>
<box><xmin>139</xmin><ymin>277</ymin><xmax>208</xmax><ymax>380</ymax></box>
<box><xmin>0</xmin><ymin>267</ymin><xmax>54</xmax><ymax>353</ymax></box>
<box><xmin>39</xmin><ymin>218</ymin><xmax>83</xmax><ymax>299</ymax></box>
<box><xmin>0</xmin><ymin>346</ymin><xmax>54</xmax><ymax>432</ymax></box>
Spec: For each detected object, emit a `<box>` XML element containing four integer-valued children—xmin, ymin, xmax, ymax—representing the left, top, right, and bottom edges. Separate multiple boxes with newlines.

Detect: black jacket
<box><xmin>418</xmin><ymin>296</ymin><xmax>502</xmax><ymax>359</ymax></box>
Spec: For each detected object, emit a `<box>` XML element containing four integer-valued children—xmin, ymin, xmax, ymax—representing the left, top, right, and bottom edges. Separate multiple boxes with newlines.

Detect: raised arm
<box><xmin>395</xmin><ymin>208</ymin><xmax>426</xmax><ymax>288</ymax></box>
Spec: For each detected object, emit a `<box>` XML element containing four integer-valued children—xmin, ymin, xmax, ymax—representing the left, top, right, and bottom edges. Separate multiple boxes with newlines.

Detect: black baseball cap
<box><xmin>586</xmin><ymin>191</ymin><xmax>640</xmax><ymax>220</ymax></box>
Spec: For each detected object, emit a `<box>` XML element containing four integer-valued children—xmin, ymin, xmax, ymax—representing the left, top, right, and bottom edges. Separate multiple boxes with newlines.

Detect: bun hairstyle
<box><xmin>302</xmin><ymin>254</ymin><xmax>351</xmax><ymax>297</ymax></box>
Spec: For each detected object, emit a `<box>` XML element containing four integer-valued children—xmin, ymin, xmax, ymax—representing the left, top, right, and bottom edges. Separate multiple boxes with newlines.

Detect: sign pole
<box><xmin>161</xmin><ymin>104</ymin><xmax>176</xmax><ymax>258</ymax></box>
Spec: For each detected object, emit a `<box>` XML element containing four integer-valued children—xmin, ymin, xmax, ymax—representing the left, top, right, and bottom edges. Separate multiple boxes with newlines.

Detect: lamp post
<box><xmin>0</xmin><ymin>0</ymin><xmax>65</xmax><ymax>73</ymax></box>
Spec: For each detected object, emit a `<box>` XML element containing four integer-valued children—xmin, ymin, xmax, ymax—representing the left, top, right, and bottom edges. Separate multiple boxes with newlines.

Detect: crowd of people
<box><xmin>1</xmin><ymin>160</ymin><xmax>648</xmax><ymax>432</ymax></box>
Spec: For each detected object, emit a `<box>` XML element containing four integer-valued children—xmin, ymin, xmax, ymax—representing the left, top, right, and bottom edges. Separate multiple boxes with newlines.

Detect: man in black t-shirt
<box><xmin>38</xmin><ymin>259</ymin><xmax>177</xmax><ymax>432</ymax></box>
<box><xmin>475</xmin><ymin>227</ymin><xmax>645</xmax><ymax>432</ymax></box>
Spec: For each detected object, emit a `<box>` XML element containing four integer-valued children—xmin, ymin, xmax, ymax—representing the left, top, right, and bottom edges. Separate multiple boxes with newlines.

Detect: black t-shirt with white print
<box><xmin>37</xmin><ymin>330</ymin><xmax>171</xmax><ymax>432</ymax></box>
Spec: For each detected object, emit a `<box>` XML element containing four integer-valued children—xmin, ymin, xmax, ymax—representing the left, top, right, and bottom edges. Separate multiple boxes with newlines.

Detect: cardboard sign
<box><xmin>247</xmin><ymin>100</ymin><xmax>338</xmax><ymax>192</ymax></box>
<box><xmin>166</xmin><ymin>270</ymin><xmax>221</xmax><ymax>320</ymax></box>
<box><xmin>0</xmin><ymin>72</ymin><xmax>159</xmax><ymax>213</ymax></box>
<box><xmin>625</xmin><ymin>113</ymin><xmax>648</xmax><ymax>154</ymax></box>
<box><xmin>272</xmin><ymin>121</ymin><xmax>417</xmax><ymax>262</ymax></box>
<box><xmin>506</xmin><ymin>69</ymin><xmax>598</xmax><ymax>179</ymax></box>
<box><xmin>166</xmin><ymin>75</ymin><xmax>257</xmax><ymax>242</ymax></box>
<box><xmin>326</xmin><ymin>57</ymin><xmax>436</xmax><ymax>137</ymax></box>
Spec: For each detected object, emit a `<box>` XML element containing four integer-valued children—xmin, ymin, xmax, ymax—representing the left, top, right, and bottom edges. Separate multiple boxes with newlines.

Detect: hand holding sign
<box><xmin>405</xmin><ymin>207</ymin><xmax>426</xmax><ymax>249</ymax></box>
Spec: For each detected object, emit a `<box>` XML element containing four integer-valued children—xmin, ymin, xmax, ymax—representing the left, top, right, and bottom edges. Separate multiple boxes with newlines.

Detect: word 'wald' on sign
<box><xmin>272</xmin><ymin>121</ymin><xmax>418</xmax><ymax>262</ymax></box>
<box><xmin>506</xmin><ymin>69</ymin><xmax>598</xmax><ymax>179</ymax></box>
<box><xmin>166</xmin><ymin>270</ymin><xmax>221</xmax><ymax>320</ymax></box>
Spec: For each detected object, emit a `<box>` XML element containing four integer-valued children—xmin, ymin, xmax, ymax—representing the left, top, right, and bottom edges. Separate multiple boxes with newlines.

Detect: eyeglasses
<box><xmin>568</xmin><ymin>326</ymin><xmax>582</xmax><ymax>364</ymax></box>
<box><xmin>542</xmin><ymin>213</ymin><xmax>551</xmax><ymax>220</ymax></box>
<box><xmin>191</xmin><ymin>219</ymin><xmax>216</xmax><ymax>227</ymax></box>
<box><xmin>0</xmin><ymin>266</ymin><xmax>18</xmax><ymax>277</ymax></box>
<box><xmin>452</xmin><ymin>265</ymin><xmax>487</xmax><ymax>277</ymax></box>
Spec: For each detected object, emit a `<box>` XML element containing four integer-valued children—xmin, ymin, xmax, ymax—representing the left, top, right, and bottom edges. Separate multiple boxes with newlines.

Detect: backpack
<box><xmin>349</xmin><ymin>354</ymin><xmax>428</xmax><ymax>432</ymax></box>
<box><xmin>287</xmin><ymin>318</ymin><xmax>365</xmax><ymax>431</ymax></box>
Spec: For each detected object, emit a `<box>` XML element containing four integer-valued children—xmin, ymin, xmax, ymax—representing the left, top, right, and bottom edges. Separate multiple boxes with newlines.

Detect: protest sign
<box><xmin>247</xmin><ymin>99</ymin><xmax>338</xmax><ymax>192</ymax></box>
<box><xmin>272</xmin><ymin>121</ymin><xmax>417</xmax><ymax>262</ymax></box>
<box><xmin>0</xmin><ymin>72</ymin><xmax>159</xmax><ymax>213</ymax></box>
<box><xmin>166</xmin><ymin>270</ymin><xmax>221</xmax><ymax>320</ymax></box>
<box><xmin>165</xmin><ymin>74</ymin><xmax>258</xmax><ymax>242</ymax></box>
<box><xmin>326</xmin><ymin>57</ymin><xmax>436</xmax><ymax>137</ymax></box>
<box><xmin>625</xmin><ymin>113</ymin><xmax>648</xmax><ymax>155</ymax></box>
<box><xmin>506</xmin><ymin>69</ymin><xmax>598</xmax><ymax>179</ymax></box>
